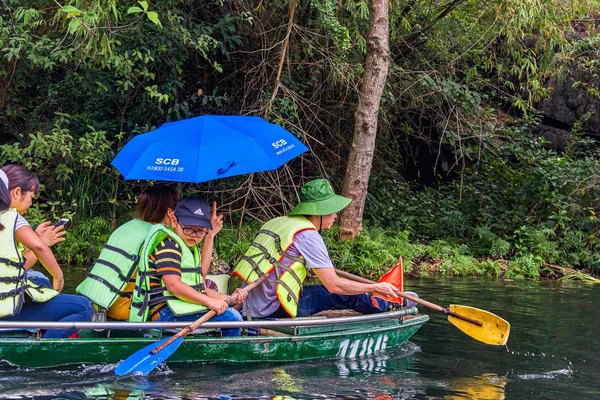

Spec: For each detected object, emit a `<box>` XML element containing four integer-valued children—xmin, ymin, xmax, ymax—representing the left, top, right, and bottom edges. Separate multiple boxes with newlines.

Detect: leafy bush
<box><xmin>505</xmin><ymin>254</ymin><xmax>544</xmax><ymax>279</ymax></box>
<box><xmin>364</xmin><ymin>120</ymin><xmax>600</xmax><ymax>278</ymax></box>
<box><xmin>53</xmin><ymin>217</ymin><xmax>113</xmax><ymax>266</ymax></box>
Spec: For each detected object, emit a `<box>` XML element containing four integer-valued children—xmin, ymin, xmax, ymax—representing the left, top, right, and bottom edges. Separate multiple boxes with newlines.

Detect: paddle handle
<box><xmin>334</xmin><ymin>268</ymin><xmax>482</xmax><ymax>327</ymax></box>
<box><xmin>151</xmin><ymin>274</ymin><xmax>269</xmax><ymax>354</ymax></box>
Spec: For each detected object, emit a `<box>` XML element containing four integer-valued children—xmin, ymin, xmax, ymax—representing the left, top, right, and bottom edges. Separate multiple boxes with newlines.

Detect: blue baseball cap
<box><xmin>174</xmin><ymin>197</ymin><xmax>212</xmax><ymax>229</ymax></box>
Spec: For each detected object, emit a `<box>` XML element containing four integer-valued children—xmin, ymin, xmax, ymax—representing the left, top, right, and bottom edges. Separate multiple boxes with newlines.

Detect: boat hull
<box><xmin>0</xmin><ymin>313</ymin><xmax>428</xmax><ymax>368</ymax></box>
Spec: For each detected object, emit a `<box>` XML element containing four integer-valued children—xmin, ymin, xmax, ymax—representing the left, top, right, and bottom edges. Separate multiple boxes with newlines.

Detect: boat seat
<box><xmin>0</xmin><ymin>328</ymin><xmax>41</xmax><ymax>338</ymax></box>
<box><xmin>315</xmin><ymin>309</ymin><xmax>361</xmax><ymax>318</ymax></box>
<box><xmin>78</xmin><ymin>327</ymin><xmax>162</xmax><ymax>339</ymax></box>
<box><xmin>206</xmin><ymin>274</ymin><xmax>230</xmax><ymax>294</ymax></box>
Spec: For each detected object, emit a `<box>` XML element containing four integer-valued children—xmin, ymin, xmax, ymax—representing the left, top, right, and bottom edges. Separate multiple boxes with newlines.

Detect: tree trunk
<box><xmin>339</xmin><ymin>0</ymin><xmax>390</xmax><ymax>240</ymax></box>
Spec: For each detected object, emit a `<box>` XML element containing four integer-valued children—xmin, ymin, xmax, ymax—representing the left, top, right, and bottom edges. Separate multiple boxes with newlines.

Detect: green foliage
<box><xmin>479</xmin><ymin>260</ymin><xmax>503</xmax><ymax>277</ymax></box>
<box><xmin>472</xmin><ymin>226</ymin><xmax>511</xmax><ymax>258</ymax></box>
<box><xmin>53</xmin><ymin>217</ymin><xmax>113</xmax><ymax>265</ymax></box>
<box><xmin>216</xmin><ymin>224</ymin><xmax>261</xmax><ymax>266</ymax></box>
<box><xmin>3</xmin><ymin>0</ymin><xmax>600</xmax><ymax>281</ymax></box>
<box><xmin>365</xmin><ymin>120</ymin><xmax>600</xmax><ymax>277</ymax></box>
<box><xmin>0</xmin><ymin>114</ymin><xmax>125</xmax><ymax>223</ymax></box>
<box><xmin>323</xmin><ymin>226</ymin><xmax>418</xmax><ymax>279</ymax></box>
<box><xmin>310</xmin><ymin>0</ymin><xmax>352</xmax><ymax>54</ymax></box>
<box><xmin>505</xmin><ymin>254</ymin><xmax>544</xmax><ymax>279</ymax></box>
<box><xmin>439</xmin><ymin>255</ymin><xmax>482</xmax><ymax>277</ymax></box>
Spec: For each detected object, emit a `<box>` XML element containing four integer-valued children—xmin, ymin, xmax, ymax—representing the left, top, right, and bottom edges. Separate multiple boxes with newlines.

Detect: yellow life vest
<box><xmin>129</xmin><ymin>224</ymin><xmax>208</xmax><ymax>322</ymax></box>
<box><xmin>0</xmin><ymin>209</ymin><xmax>58</xmax><ymax>318</ymax></box>
<box><xmin>233</xmin><ymin>216</ymin><xmax>316</xmax><ymax>317</ymax></box>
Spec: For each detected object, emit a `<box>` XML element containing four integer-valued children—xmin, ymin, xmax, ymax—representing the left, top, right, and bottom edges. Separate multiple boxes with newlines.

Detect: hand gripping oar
<box><xmin>115</xmin><ymin>274</ymin><xmax>268</xmax><ymax>376</ymax></box>
<box><xmin>334</xmin><ymin>268</ymin><xmax>510</xmax><ymax>346</ymax></box>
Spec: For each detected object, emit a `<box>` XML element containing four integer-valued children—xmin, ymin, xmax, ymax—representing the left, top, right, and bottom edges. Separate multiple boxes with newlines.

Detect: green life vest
<box><xmin>233</xmin><ymin>216</ymin><xmax>316</xmax><ymax>317</ymax></box>
<box><xmin>76</xmin><ymin>219</ymin><xmax>153</xmax><ymax>309</ymax></box>
<box><xmin>0</xmin><ymin>209</ymin><xmax>58</xmax><ymax>318</ymax></box>
<box><xmin>129</xmin><ymin>224</ymin><xmax>208</xmax><ymax>322</ymax></box>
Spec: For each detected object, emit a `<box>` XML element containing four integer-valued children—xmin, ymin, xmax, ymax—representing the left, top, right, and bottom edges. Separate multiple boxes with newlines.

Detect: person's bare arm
<box><xmin>313</xmin><ymin>267</ymin><xmax>400</xmax><ymax>299</ymax></box>
<box><xmin>23</xmin><ymin>250</ymin><xmax>37</xmax><ymax>270</ymax></box>
<box><xmin>200</xmin><ymin>236</ymin><xmax>215</xmax><ymax>278</ymax></box>
<box><xmin>23</xmin><ymin>222</ymin><xmax>66</xmax><ymax>269</ymax></box>
<box><xmin>15</xmin><ymin>226</ymin><xmax>64</xmax><ymax>291</ymax></box>
<box><xmin>200</xmin><ymin>201</ymin><xmax>223</xmax><ymax>277</ymax></box>
<box><xmin>205</xmin><ymin>287</ymin><xmax>248</xmax><ymax>304</ymax></box>
<box><xmin>162</xmin><ymin>274</ymin><xmax>228</xmax><ymax>314</ymax></box>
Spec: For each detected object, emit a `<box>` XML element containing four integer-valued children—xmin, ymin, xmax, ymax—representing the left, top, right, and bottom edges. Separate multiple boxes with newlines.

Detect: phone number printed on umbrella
<box><xmin>146</xmin><ymin>166</ymin><xmax>184</xmax><ymax>172</ymax></box>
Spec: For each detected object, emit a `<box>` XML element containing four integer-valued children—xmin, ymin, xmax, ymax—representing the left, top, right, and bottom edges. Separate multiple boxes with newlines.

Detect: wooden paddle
<box><xmin>115</xmin><ymin>273</ymin><xmax>268</xmax><ymax>376</ymax></box>
<box><xmin>334</xmin><ymin>267</ymin><xmax>510</xmax><ymax>346</ymax></box>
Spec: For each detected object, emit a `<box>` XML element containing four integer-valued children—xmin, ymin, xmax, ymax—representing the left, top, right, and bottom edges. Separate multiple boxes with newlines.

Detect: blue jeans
<box><xmin>155</xmin><ymin>306</ymin><xmax>243</xmax><ymax>337</ymax></box>
<box><xmin>1</xmin><ymin>294</ymin><xmax>93</xmax><ymax>338</ymax></box>
<box><xmin>296</xmin><ymin>284</ymin><xmax>388</xmax><ymax>317</ymax></box>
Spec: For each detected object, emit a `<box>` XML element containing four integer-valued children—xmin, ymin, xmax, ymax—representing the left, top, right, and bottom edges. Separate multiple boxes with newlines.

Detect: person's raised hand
<box><xmin>208</xmin><ymin>201</ymin><xmax>224</xmax><ymax>237</ymax></box>
<box><xmin>36</xmin><ymin>222</ymin><xmax>66</xmax><ymax>247</ymax></box>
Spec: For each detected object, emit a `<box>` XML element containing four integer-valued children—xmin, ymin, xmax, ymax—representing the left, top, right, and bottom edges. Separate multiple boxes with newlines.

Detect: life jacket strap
<box><xmin>251</xmin><ymin>242</ymin><xmax>303</xmax><ymax>287</ymax></box>
<box><xmin>91</xmin><ymin>259</ymin><xmax>130</xmax><ymax>282</ymax></box>
<box><xmin>0</xmin><ymin>286</ymin><xmax>24</xmax><ymax>300</ymax></box>
<box><xmin>136</xmin><ymin>293</ymin><xmax>149</xmax><ymax>317</ymax></box>
<box><xmin>85</xmin><ymin>273</ymin><xmax>131</xmax><ymax>298</ymax></box>
<box><xmin>0</xmin><ymin>276</ymin><xmax>22</xmax><ymax>284</ymax></box>
<box><xmin>238</xmin><ymin>252</ymin><xmax>267</xmax><ymax>278</ymax></box>
<box><xmin>269</xmin><ymin>279</ymin><xmax>298</xmax><ymax>303</ymax></box>
<box><xmin>180</xmin><ymin>267</ymin><xmax>202</xmax><ymax>274</ymax></box>
<box><xmin>0</xmin><ymin>257</ymin><xmax>24</xmax><ymax>269</ymax></box>
<box><xmin>257</xmin><ymin>229</ymin><xmax>304</xmax><ymax>263</ymax></box>
<box><xmin>131</xmin><ymin>294</ymin><xmax>181</xmax><ymax>310</ymax></box>
<box><xmin>189</xmin><ymin>283</ymin><xmax>206</xmax><ymax>293</ymax></box>
<box><xmin>133</xmin><ymin>281</ymin><xmax>207</xmax><ymax>315</ymax></box>
<box><xmin>143</xmin><ymin>282</ymin><xmax>206</xmax><ymax>297</ymax></box>
<box><xmin>138</xmin><ymin>270</ymin><xmax>160</xmax><ymax>278</ymax></box>
<box><xmin>103</xmin><ymin>244</ymin><xmax>140</xmax><ymax>262</ymax></box>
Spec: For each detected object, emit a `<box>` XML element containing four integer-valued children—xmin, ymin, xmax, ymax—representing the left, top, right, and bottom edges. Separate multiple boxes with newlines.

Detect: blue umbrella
<box><xmin>111</xmin><ymin>115</ymin><xmax>309</xmax><ymax>183</ymax></box>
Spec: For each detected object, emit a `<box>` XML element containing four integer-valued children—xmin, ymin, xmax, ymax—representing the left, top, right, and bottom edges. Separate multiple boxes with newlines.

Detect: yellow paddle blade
<box><xmin>448</xmin><ymin>305</ymin><xmax>510</xmax><ymax>345</ymax></box>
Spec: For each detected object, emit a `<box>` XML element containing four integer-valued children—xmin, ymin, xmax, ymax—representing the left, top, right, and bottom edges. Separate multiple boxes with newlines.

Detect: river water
<box><xmin>0</xmin><ymin>274</ymin><xmax>598</xmax><ymax>399</ymax></box>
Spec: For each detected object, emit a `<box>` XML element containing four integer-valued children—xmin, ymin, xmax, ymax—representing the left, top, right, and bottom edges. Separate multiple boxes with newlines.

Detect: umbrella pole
<box><xmin>210</xmin><ymin>180</ymin><xmax>217</xmax><ymax>203</ymax></box>
<box><xmin>236</xmin><ymin>173</ymin><xmax>254</xmax><ymax>241</ymax></box>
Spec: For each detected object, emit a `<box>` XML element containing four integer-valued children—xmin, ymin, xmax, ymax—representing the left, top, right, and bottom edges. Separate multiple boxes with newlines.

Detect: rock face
<box><xmin>536</xmin><ymin>72</ymin><xmax>600</xmax><ymax>150</ymax></box>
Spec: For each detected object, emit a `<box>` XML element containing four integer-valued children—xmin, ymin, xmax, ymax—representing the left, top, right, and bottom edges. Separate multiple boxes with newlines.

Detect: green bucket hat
<box><xmin>288</xmin><ymin>179</ymin><xmax>351</xmax><ymax>216</ymax></box>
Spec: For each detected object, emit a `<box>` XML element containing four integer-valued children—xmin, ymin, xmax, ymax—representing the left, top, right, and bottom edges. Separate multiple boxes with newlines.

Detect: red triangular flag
<box><xmin>371</xmin><ymin>257</ymin><xmax>404</xmax><ymax>306</ymax></box>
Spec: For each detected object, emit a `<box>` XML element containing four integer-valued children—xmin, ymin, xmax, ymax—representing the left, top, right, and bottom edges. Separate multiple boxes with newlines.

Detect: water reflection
<box><xmin>444</xmin><ymin>374</ymin><xmax>507</xmax><ymax>399</ymax></box>
<box><xmin>335</xmin><ymin>343</ymin><xmax>418</xmax><ymax>378</ymax></box>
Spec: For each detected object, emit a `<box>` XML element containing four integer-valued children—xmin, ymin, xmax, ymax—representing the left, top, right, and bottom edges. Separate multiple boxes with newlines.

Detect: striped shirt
<box><xmin>148</xmin><ymin>237</ymin><xmax>183</xmax><ymax>317</ymax></box>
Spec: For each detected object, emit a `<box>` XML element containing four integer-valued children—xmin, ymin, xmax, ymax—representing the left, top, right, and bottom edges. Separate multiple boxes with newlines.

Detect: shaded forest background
<box><xmin>2</xmin><ymin>0</ymin><xmax>600</xmax><ymax>280</ymax></box>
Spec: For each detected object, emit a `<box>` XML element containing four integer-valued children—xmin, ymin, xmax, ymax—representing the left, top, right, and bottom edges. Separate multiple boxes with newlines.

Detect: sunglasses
<box><xmin>178</xmin><ymin>221</ymin><xmax>209</xmax><ymax>238</ymax></box>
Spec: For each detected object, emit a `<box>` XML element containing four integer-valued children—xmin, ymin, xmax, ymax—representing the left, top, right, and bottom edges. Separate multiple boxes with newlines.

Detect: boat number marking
<box><xmin>337</xmin><ymin>335</ymin><xmax>388</xmax><ymax>358</ymax></box>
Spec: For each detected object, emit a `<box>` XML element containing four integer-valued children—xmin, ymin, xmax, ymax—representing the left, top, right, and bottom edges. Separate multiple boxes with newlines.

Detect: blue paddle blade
<box><xmin>114</xmin><ymin>336</ymin><xmax>183</xmax><ymax>376</ymax></box>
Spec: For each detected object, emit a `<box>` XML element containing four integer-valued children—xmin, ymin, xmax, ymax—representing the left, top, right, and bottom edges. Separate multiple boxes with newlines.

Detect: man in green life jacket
<box><xmin>130</xmin><ymin>196</ymin><xmax>248</xmax><ymax>336</ymax></box>
<box><xmin>233</xmin><ymin>179</ymin><xmax>404</xmax><ymax>319</ymax></box>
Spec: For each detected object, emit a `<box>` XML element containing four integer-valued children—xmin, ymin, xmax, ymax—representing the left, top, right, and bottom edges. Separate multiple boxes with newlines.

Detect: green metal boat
<box><xmin>0</xmin><ymin>309</ymin><xmax>428</xmax><ymax>368</ymax></box>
